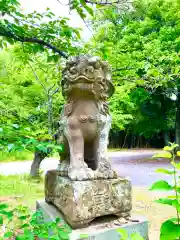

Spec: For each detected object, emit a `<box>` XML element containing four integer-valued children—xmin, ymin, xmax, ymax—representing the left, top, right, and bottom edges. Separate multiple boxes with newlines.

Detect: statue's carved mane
<box><xmin>61</xmin><ymin>54</ymin><xmax>115</xmax><ymax>101</ymax></box>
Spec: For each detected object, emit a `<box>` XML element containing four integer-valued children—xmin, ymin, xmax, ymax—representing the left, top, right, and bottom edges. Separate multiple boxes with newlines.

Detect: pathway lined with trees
<box><xmin>0</xmin><ymin>150</ymin><xmax>173</xmax><ymax>187</ymax></box>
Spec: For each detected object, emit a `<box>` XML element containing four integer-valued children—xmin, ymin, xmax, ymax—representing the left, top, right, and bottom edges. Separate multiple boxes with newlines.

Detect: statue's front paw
<box><xmin>68</xmin><ymin>166</ymin><xmax>95</xmax><ymax>181</ymax></box>
<box><xmin>94</xmin><ymin>169</ymin><xmax>117</xmax><ymax>179</ymax></box>
<box><xmin>95</xmin><ymin>159</ymin><xmax>118</xmax><ymax>179</ymax></box>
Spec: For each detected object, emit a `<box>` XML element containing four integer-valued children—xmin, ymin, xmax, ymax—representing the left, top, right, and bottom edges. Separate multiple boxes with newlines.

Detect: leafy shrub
<box><xmin>150</xmin><ymin>143</ymin><xmax>180</xmax><ymax>240</ymax></box>
<box><xmin>0</xmin><ymin>124</ymin><xmax>64</xmax><ymax>157</ymax></box>
<box><xmin>0</xmin><ymin>203</ymin><xmax>71</xmax><ymax>239</ymax></box>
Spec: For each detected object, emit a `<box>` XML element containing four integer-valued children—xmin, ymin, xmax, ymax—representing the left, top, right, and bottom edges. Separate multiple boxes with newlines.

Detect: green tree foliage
<box><xmin>87</xmin><ymin>0</ymin><xmax>180</xmax><ymax>144</ymax></box>
<box><xmin>0</xmin><ymin>47</ymin><xmax>66</xmax><ymax>156</ymax></box>
<box><xmin>0</xmin><ymin>0</ymin><xmax>87</xmax><ymax>59</ymax></box>
<box><xmin>0</xmin><ymin>47</ymin><xmax>64</xmax><ymax>128</ymax></box>
<box><xmin>0</xmin><ymin>0</ymin><xmax>91</xmax><ymax>164</ymax></box>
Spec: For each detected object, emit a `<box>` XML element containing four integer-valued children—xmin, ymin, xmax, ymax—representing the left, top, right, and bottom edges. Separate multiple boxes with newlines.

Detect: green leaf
<box><xmin>155</xmin><ymin>198</ymin><xmax>180</xmax><ymax>210</ymax></box>
<box><xmin>177</xmin><ymin>151</ymin><xmax>180</xmax><ymax>156</ymax></box>
<box><xmin>152</xmin><ymin>152</ymin><xmax>172</xmax><ymax>159</ymax></box>
<box><xmin>18</xmin><ymin>215</ymin><xmax>29</xmax><ymax>220</ymax></box>
<box><xmin>47</xmin><ymin>144</ymin><xmax>55</xmax><ymax>148</ymax></box>
<box><xmin>55</xmin><ymin>217</ymin><xmax>61</xmax><ymax>223</ymax></box>
<box><xmin>167</xmin><ymin>195</ymin><xmax>177</xmax><ymax>198</ymax></box>
<box><xmin>36</xmin><ymin>144</ymin><xmax>48</xmax><ymax>153</ymax></box>
<box><xmin>168</xmin><ymin>217</ymin><xmax>179</xmax><ymax>223</ymax></box>
<box><xmin>20</xmin><ymin>223</ymin><xmax>30</xmax><ymax>228</ymax></box>
<box><xmin>4</xmin><ymin>231</ymin><xmax>13</xmax><ymax>238</ymax></box>
<box><xmin>74</xmin><ymin>29</ymin><xmax>81</xmax><ymax>39</ymax></box>
<box><xmin>160</xmin><ymin>220</ymin><xmax>180</xmax><ymax>240</ymax></box>
<box><xmin>169</xmin><ymin>143</ymin><xmax>179</xmax><ymax>149</ymax></box>
<box><xmin>79</xmin><ymin>234</ymin><xmax>89</xmax><ymax>239</ymax></box>
<box><xmin>58</xmin><ymin>229</ymin><xmax>70</xmax><ymax>239</ymax></box>
<box><xmin>37</xmin><ymin>232</ymin><xmax>49</xmax><ymax>238</ymax></box>
<box><xmin>84</xmin><ymin>5</ymin><xmax>94</xmax><ymax>16</ymax></box>
<box><xmin>155</xmin><ymin>168</ymin><xmax>175</xmax><ymax>175</ymax></box>
<box><xmin>0</xmin><ymin>210</ymin><xmax>13</xmax><ymax>219</ymax></box>
<box><xmin>23</xmin><ymin>229</ymin><xmax>34</xmax><ymax>239</ymax></box>
<box><xmin>163</xmin><ymin>146</ymin><xmax>173</xmax><ymax>151</ymax></box>
<box><xmin>0</xmin><ymin>215</ymin><xmax>3</xmax><ymax>225</ymax></box>
<box><xmin>55</xmin><ymin>145</ymin><xmax>63</xmax><ymax>152</ymax></box>
<box><xmin>16</xmin><ymin>235</ymin><xmax>27</xmax><ymax>240</ymax></box>
<box><xmin>12</xmin><ymin>124</ymin><xmax>19</xmax><ymax>129</ymax></box>
<box><xmin>62</xmin><ymin>27</ymin><xmax>72</xmax><ymax>37</ymax></box>
<box><xmin>7</xmin><ymin>143</ymin><xmax>15</xmax><ymax>151</ymax></box>
<box><xmin>149</xmin><ymin>180</ymin><xmax>173</xmax><ymax>191</ymax></box>
<box><xmin>172</xmin><ymin>162</ymin><xmax>180</xmax><ymax>169</ymax></box>
<box><xmin>79</xmin><ymin>0</ymin><xmax>86</xmax><ymax>6</ymax></box>
<box><xmin>24</xmin><ymin>127</ymin><xmax>31</xmax><ymax>132</ymax></box>
<box><xmin>96</xmin><ymin>4</ymin><xmax>105</xmax><ymax>8</ymax></box>
<box><xmin>7</xmin><ymin>211</ymin><xmax>14</xmax><ymax>219</ymax></box>
<box><xmin>0</xmin><ymin>203</ymin><xmax>9</xmax><ymax>211</ymax></box>
<box><xmin>78</xmin><ymin>9</ymin><xmax>86</xmax><ymax>20</ymax></box>
<box><xmin>130</xmin><ymin>232</ymin><xmax>144</xmax><ymax>240</ymax></box>
<box><xmin>116</xmin><ymin>228</ymin><xmax>128</xmax><ymax>239</ymax></box>
<box><xmin>136</xmin><ymin>79</ymin><xmax>145</xmax><ymax>85</ymax></box>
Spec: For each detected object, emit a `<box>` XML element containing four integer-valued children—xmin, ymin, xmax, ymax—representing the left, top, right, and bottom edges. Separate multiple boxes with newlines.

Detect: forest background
<box><xmin>0</xmin><ymin>0</ymin><xmax>180</xmax><ymax>161</ymax></box>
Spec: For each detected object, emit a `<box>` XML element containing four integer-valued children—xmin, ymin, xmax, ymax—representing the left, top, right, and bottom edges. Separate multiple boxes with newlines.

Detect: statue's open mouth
<box><xmin>71</xmin><ymin>75</ymin><xmax>94</xmax><ymax>83</ymax></box>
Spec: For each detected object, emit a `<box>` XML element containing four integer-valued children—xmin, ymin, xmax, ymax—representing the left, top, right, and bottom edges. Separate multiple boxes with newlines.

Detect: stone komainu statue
<box><xmin>56</xmin><ymin>55</ymin><xmax>117</xmax><ymax>180</ymax></box>
<box><xmin>45</xmin><ymin>55</ymin><xmax>132</xmax><ymax>228</ymax></box>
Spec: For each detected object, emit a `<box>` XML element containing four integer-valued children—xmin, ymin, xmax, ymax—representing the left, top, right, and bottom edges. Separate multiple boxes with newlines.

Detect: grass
<box><xmin>0</xmin><ymin>148</ymin><xmax>125</xmax><ymax>162</ymax></box>
<box><xmin>0</xmin><ymin>150</ymin><xmax>33</xmax><ymax>162</ymax></box>
<box><xmin>0</xmin><ymin>174</ymin><xmax>175</xmax><ymax>240</ymax></box>
<box><xmin>0</xmin><ymin>174</ymin><xmax>44</xmax><ymax>210</ymax></box>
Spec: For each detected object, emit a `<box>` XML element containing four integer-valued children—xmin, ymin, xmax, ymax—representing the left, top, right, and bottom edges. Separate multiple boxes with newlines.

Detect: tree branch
<box><xmin>52</xmin><ymin>86</ymin><xmax>60</xmax><ymax>95</ymax></box>
<box><xmin>84</xmin><ymin>0</ymin><xmax>129</xmax><ymax>5</ymax></box>
<box><xmin>28</xmin><ymin>62</ymin><xmax>48</xmax><ymax>94</ymax></box>
<box><xmin>47</xmin><ymin>83</ymin><xmax>56</xmax><ymax>94</ymax></box>
<box><xmin>56</xmin><ymin>0</ymin><xmax>69</xmax><ymax>6</ymax></box>
<box><xmin>0</xmin><ymin>26</ymin><xmax>68</xmax><ymax>58</ymax></box>
<box><xmin>22</xmin><ymin>37</ymin><xmax>68</xmax><ymax>58</ymax></box>
<box><xmin>85</xmin><ymin>0</ymin><xmax>119</xmax><ymax>5</ymax></box>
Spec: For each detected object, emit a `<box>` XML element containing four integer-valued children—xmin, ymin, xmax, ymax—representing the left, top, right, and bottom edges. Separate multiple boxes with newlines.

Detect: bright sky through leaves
<box><xmin>19</xmin><ymin>0</ymin><xmax>92</xmax><ymax>41</ymax></box>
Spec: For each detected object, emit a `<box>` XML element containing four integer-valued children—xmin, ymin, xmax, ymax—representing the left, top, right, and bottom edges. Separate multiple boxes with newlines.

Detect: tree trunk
<box><xmin>122</xmin><ymin>131</ymin><xmax>128</xmax><ymax>148</ymax></box>
<box><xmin>30</xmin><ymin>95</ymin><xmax>53</xmax><ymax>178</ymax></box>
<box><xmin>30</xmin><ymin>151</ymin><xmax>47</xmax><ymax>177</ymax></box>
<box><xmin>176</xmin><ymin>92</ymin><xmax>180</xmax><ymax>147</ymax></box>
<box><xmin>163</xmin><ymin>131</ymin><xmax>170</xmax><ymax>146</ymax></box>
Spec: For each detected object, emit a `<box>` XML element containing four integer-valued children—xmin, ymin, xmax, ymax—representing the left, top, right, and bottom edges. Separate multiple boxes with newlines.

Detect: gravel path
<box><xmin>0</xmin><ymin>150</ymin><xmax>173</xmax><ymax>186</ymax></box>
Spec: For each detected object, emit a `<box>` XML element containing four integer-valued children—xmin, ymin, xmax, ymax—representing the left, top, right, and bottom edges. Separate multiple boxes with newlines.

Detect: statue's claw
<box><xmin>94</xmin><ymin>158</ymin><xmax>118</xmax><ymax>179</ymax></box>
<box><xmin>68</xmin><ymin>164</ymin><xmax>95</xmax><ymax>181</ymax></box>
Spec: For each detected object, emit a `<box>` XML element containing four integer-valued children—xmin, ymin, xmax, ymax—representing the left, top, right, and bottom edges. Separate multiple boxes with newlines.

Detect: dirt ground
<box><xmin>133</xmin><ymin>187</ymin><xmax>175</xmax><ymax>240</ymax></box>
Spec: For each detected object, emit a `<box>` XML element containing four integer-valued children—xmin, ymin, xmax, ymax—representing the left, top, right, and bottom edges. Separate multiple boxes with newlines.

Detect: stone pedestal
<box><xmin>45</xmin><ymin>170</ymin><xmax>132</xmax><ymax>228</ymax></box>
<box><xmin>36</xmin><ymin>200</ymin><xmax>149</xmax><ymax>240</ymax></box>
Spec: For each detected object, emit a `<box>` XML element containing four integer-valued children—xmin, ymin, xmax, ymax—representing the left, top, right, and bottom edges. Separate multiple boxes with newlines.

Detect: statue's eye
<box><xmin>94</xmin><ymin>62</ymin><xmax>101</xmax><ymax>69</ymax></box>
<box><xmin>70</xmin><ymin>67</ymin><xmax>77</xmax><ymax>74</ymax></box>
<box><xmin>87</xmin><ymin>66</ymin><xmax>94</xmax><ymax>73</ymax></box>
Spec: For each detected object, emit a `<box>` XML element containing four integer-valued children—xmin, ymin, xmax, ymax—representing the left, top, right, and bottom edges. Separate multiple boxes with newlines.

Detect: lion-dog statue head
<box><xmin>61</xmin><ymin>55</ymin><xmax>115</xmax><ymax>101</ymax></box>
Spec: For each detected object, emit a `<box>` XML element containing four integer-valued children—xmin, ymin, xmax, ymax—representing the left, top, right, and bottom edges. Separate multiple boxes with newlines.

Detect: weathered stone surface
<box><xmin>42</xmin><ymin>55</ymin><xmax>135</xmax><ymax>231</ymax></box>
<box><xmin>45</xmin><ymin>170</ymin><xmax>132</xmax><ymax>228</ymax></box>
<box><xmin>56</xmin><ymin>55</ymin><xmax>117</xmax><ymax>181</ymax></box>
<box><xmin>37</xmin><ymin>200</ymin><xmax>149</xmax><ymax>240</ymax></box>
